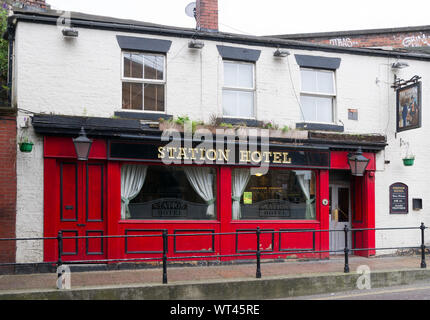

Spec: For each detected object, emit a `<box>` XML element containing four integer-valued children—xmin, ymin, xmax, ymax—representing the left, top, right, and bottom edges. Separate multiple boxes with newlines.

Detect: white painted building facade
<box><xmin>9</xmin><ymin>8</ymin><xmax>430</xmax><ymax>263</ymax></box>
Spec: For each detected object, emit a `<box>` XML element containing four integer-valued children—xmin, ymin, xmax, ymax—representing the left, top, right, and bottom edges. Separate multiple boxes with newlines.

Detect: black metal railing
<box><xmin>0</xmin><ymin>223</ymin><xmax>427</xmax><ymax>285</ymax></box>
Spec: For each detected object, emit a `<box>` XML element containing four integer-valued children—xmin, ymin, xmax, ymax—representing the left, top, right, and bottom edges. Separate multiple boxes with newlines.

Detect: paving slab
<box><xmin>0</xmin><ymin>255</ymin><xmax>424</xmax><ymax>294</ymax></box>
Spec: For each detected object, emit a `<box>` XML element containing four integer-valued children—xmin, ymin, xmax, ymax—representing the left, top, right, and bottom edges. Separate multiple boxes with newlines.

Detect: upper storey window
<box><xmin>222</xmin><ymin>61</ymin><xmax>255</xmax><ymax>118</ymax></box>
<box><xmin>122</xmin><ymin>52</ymin><xmax>166</xmax><ymax>112</ymax></box>
<box><xmin>300</xmin><ymin>68</ymin><xmax>336</xmax><ymax>123</ymax></box>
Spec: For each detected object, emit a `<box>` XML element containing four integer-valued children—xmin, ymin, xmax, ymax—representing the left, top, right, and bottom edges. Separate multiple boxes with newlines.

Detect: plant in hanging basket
<box><xmin>402</xmin><ymin>154</ymin><xmax>415</xmax><ymax>166</ymax></box>
<box><xmin>18</xmin><ymin>135</ymin><xmax>33</xmax><ymax>153</ymax></box>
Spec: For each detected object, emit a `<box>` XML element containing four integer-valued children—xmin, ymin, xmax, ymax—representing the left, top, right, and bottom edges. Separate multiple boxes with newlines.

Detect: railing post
<box><xmin>420</xmin><ymin>222</ymin><xmax>426</xmax><ymax>269</ymax></box>
<box><xmin>344</xmin><ymin>225</ymin><xmax>350</xmax><ymax>273</ymax></box>
<box><xmin>162</xmin><ymin>230</ymin><xmax>168</xmax><ymax>284</ymax></box>
<box><xmin>256</xmin><ymin>227</ymin><xmax>261</xmax><ymax>279</ymax></box>
<box><xmin>57</xmin><ymin>230</ymin><xmax>63</xmax><ymax>267</ymax></box>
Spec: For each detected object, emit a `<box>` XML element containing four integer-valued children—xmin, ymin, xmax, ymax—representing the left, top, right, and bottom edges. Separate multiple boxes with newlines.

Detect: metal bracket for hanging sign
<box><xmin>392</xmin><ymin>75</ymin><xmax>421</xmax><ymax>90</ymax></box>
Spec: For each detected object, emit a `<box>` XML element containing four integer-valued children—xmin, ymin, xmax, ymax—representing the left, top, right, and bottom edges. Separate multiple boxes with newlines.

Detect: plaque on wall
<box><xmin>389</xmin><ymin>183</ymin><xmax>408</xmax><ymax>214</ymax></box>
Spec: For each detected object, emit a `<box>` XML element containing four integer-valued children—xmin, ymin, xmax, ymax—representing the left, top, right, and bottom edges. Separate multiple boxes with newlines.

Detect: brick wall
<box><xmin>0</xmin><ymin>109</ymin><xmax>16</xmax><ymax>265</ymax></box>
<box><xmin>281</xmin><ymin>29</ymin><xmax>430</xmax><ymax>49</ymax></box>
<box><xmin>3</xmin><ymin>0</ymin><xmax>50</xmax><ymax>10</ymax></box>
<box><xmin>196</xmin><ymin>0</ymin><xmax>218</xmax><ymax>32</ymax></box>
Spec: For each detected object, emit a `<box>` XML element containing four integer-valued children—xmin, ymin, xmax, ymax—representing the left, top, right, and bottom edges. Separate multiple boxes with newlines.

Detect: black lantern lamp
<box><xmin>347</xmin><ymin>147</ymin><xmax>370</xmax><ymax>176</ymax></box>
<box><xmin>73</xmin><ymin>127</ymin><xmax>93</xmax><ymax>161</ymax></box>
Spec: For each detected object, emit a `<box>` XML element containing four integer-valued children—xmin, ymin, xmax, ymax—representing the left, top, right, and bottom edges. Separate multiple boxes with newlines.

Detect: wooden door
<box><xmin>58</xmin><ymin>161</ymin><xmax>107</xmax><ymax>262</ymax></box>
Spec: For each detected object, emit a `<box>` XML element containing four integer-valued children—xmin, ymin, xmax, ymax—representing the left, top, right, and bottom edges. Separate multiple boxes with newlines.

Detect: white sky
<box><xmin>47</xmin><ymin>0</ymin><xmax>430</xmax><ymax>36</ymax></box>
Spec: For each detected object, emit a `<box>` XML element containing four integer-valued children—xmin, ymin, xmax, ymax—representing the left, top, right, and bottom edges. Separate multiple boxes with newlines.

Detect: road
<box><xmin>283</xmin><ymin>281</ymin><xmax>430</xmax><ymax>300</ymax></box>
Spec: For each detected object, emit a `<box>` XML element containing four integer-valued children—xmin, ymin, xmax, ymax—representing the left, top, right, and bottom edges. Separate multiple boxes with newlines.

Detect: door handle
<box><xmin>77</xmin><ymin>224</ymin><xmax>86</xmax><ymax>227</ymax></box>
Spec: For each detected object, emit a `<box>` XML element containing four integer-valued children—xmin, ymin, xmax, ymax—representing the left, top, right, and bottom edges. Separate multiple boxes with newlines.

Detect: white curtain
<box><xmin>232</xmin><ymin>168</ymin><xmax>251</xmax><ymax>220</ymax></box>
<box><xmin>121</xmin><ymin>165</ymin><xmax>148</xmax><ymax>219</ymax></box>
<box><xmin>294</xmin><ymin>170</ymin><xmax>315</xmax><ymax>219</ymax></box>
<box><xmin>184</xmin><ymin>167</ymin><xmax>216</xmax><ymax>217</ymax></box>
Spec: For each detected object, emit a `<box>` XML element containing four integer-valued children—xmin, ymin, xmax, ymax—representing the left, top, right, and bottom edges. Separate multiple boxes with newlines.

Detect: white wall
<box><xmin>14</xmin><ymin>21</ymin><xmax>430</xmax><ymax>261</ymax></box>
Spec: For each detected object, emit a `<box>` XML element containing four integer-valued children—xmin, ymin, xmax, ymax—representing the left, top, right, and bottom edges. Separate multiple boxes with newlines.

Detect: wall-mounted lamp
<box><xmin>73</xmin><ymin>127</ymin><xmax>92</xmax><ymax>161</ymax></box>
<box><xmin>273</xmin><ymin>49</ymin><xmax>290</xmax><ymax>57</ymax></box>
<box><xmin>62</xmin><ymin>27</ymin><xmax>79</xmax><ymax>38</ymax></box>
<box><xmin>347</xmin><ymin>147</ymin><xmax>370</xmax><ymax>177</ymax></box>
<box><xmin>392</xmin><ymin>61</ymin><xmax>409</xmax><ymax>69</ymax></box>
<box><xmin>188</xmin><ymin>40</ymin><xmax>205</xmax><ymax>49</ymax></box>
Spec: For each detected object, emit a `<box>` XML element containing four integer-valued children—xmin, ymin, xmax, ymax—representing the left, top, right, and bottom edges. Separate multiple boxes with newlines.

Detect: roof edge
<box><xmin>9</xmin><ymin>9</ymin><xmax>430</xmax><ymax>61</ymax></box>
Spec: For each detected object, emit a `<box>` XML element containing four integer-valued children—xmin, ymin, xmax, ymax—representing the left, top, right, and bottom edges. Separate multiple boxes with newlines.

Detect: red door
<box><xmin>58</xmin><ymin>161</ymin><xmax>107</xmax><ymax>262</ymax></box>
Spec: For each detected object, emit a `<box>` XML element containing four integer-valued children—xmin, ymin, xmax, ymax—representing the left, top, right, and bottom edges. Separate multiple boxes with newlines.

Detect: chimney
<box><xmin>196</xmin><ymin>0</ymin><xmax>218</xmax><ymax>32</ymax></box>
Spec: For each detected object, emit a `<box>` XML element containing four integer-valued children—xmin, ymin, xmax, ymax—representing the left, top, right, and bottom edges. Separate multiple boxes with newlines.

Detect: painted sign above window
<box><xmin>109</xmin><ymin>140</ymin><xmax>330</xmax><ymax>169</ymax></box>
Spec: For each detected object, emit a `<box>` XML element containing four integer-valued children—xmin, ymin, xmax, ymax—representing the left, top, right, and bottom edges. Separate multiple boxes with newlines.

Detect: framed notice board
<box><xmin>389</xmin><ymin>182</ymin><xmax>408</xmax><ymax>214</ymax></box>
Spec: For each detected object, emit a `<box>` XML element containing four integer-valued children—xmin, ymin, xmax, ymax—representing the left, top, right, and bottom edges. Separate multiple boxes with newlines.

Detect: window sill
<box><xmin>118</xmin><ymin>220</ymin><xmax>220</xmax><ymax>224</ymax></box>
<box><xmin>115</xmin><ymin>111</ymin><xmax>172</xmax><ymax>121</ymax></box>
<box><xmin>295</xmin><ymin>122</ymin><xmax>344</xmax><ymax>132</ymax></box>
<box><xmin>230</xmin><ymin>220</ymin><xmax>320</xmax><ymax>224</ymax></box>
<box><xmin>217</xmin><ymin>117</ymin><xmax>263</xmax><ymax>127</ymax></box>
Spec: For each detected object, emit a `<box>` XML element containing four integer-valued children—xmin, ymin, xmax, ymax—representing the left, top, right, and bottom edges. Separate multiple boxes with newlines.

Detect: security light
<box><xmin>188</xmin><ymin>40</ymin><xmax>205</xmax><ymax>49</ymax></box>
<box><xmin>274</xmin><ymin>49</ymin><xmax>290</xmax><ymax>57</ymax></box>
<box><xmin>62</xmin><ymin>28</ymin><xmax>79</xmax><ymax>38</ymax></box>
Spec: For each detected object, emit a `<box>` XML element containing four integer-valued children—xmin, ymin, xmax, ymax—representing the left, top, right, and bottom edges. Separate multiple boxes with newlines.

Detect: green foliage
<box><xmin>282</xmin><ymin>125</ymin><xmax>289</xmax><ymax>133</ymax></box>
<box><xmin>219</xmin><ymin>122</ymin><xmax>233</xmax><ymax>128</ymax></box>
<box><xmin>0</xmin><ymin>8</ymin><xmax>7</xmax><ymax>81</ymax></box>
<box><xmin>262</xmin><ymin>121</ymin><xmax>279</xmax><ymax>130</ymax></box>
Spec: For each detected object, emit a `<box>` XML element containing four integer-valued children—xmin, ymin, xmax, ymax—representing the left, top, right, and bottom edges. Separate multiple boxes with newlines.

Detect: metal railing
<box><xmin>0</xmin><ymin>223</ymin><xmax>427</xmax><ymax>285</ymax></box>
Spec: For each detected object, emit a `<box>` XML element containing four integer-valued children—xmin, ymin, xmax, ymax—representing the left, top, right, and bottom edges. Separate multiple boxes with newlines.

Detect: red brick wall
<box><xmin>196</xmin><ymin>0</ymin><xmax>218</xmax><ymax>32</ymax></box>
<box><xmin>21</xmin><ymin>0</ymin><xmax>49</xmax><ymax>9</ymax></box>
<box><xmin>293</xmin><ymin>31</ymin><xmax>430</xmax><ymax>49</ymax></box>
<box><xmin>2</xmin><ymin>0</ymin><xmax>50</xmax><ymax>10</ymax></box>
<box><xmin>0</xmin><ymin>110</ymin><xmax>16</xmax><ymax>265</ymax></box>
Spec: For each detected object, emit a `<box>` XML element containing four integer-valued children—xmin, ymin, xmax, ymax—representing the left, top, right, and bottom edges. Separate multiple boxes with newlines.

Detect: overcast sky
<box><xmin>47</xmin><ymin>0</ymin><xmax>430</xmax><ymax>36</ymax></box>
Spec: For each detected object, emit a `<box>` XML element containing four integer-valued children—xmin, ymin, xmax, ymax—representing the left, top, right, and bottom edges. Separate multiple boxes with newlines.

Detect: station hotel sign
<box><xmin>108</xmin><ymin>139</ymin><xmax>330</xmax><ymax>169</ymax></box>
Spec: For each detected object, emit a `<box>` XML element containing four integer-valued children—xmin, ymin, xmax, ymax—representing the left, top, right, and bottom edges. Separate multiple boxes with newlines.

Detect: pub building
<box><xmin>8</xmin><ymin>4</ymin><xmax>430</xmax><ymax>265</ymax></box>
<box><xmin>35</xmin><ymin>115</ymin><xmax>384</xmax><ymax>263</ymax></box>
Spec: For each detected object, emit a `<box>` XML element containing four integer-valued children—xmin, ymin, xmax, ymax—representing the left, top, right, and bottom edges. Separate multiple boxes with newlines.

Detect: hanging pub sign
<box><xmin>108</xmin><ymin>139</ymin><xmax>330</xmax><ymax>169</ymax></box>
<box><xmin>389</xmin><ymin>182</ymin><xmax>408</xmax><ymax>214</ymax></box>
<box><xmin>396</xmin><ymin>81</ymin><xmax>422</xmax><ymax>132</ymax></box>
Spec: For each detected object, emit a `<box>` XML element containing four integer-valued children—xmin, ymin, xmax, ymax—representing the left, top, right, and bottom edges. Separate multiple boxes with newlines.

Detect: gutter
<box><xmin>8</xmin><ymin>13</ymin><xmax>430</xmax><ymax>62</ymax></box>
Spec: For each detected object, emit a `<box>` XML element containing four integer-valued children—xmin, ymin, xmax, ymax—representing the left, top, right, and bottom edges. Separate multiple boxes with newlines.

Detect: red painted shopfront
<box><xmin>43</xmin><ymin>135</ymin><xmax>376</xmax><ymax>263</ymax></box>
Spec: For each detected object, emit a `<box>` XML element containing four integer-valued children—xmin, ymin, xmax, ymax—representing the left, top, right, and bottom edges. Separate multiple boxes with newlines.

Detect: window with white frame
<box><xmin>300</xmin><ymin>68</ymin><xmax>336</xmax><ymax>123</ymax></box>
<box><xmin>222</xmin><ymin>61</ymin><xmax>255</xmax><ymax>118</ymax></box>
<box><xmin>122</xmin><ymin>52</ymin><xmax>165</xmax><ymax>112</ymax></box>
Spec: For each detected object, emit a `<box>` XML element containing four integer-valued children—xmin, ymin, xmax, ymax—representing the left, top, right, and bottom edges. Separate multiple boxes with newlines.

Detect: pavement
<box><xmin>0</xmin><ymin>255</ymin><xmax>429</xmax><ymax>299</ymax></box>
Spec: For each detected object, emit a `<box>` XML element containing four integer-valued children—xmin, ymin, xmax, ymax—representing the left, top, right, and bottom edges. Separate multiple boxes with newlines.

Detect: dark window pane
<box><xmin>144</xmin><ymin>84</ymin><xmax>165</xmax><ymax>111</ymax></box>
<box><xmin>235</xmin><ymin>169</ymin><xmax>316</xmax><ymax>220</ymax></box>
<box><xmin>122</xmin><ymin>82</ymin><xmax>143</xmax><ymax>110</ymax></box>
<box><xmin>128</xmin><ymin>166</ymin><xmax>217</xmax><ymax>220</ymax></box>
<box><xmin>124</xmin><ymin>53</ymin><xmax>143</xmax><ymax>78</ymax></box>
<box><xmin>144</xmin><ymin>55</ymin><xmax>164</xmax><ymax>80</ymax></box>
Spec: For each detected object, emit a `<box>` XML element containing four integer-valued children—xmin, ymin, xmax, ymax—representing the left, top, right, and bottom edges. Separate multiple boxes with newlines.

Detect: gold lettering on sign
<box><xmin>158</xmin><ymin>146</ymin><xmax>165</xmax><ymax>159</ymax></box>
<box><xmin>240</xmin><ymin>150</ymin><xmax>250</xmax><ymax>163</ymax></box>
<box><xmin>178</xmin><ymin>147</ymin><xmax>189</xmax><ymax>160</ymax></box>
<box><xmin>273</xmin><ymin>152</ymin><xmax>282</xmax><ymax>163</ymax></box>
<box><xmin>190</xmin><ymin>148</ymin><xmax>197</xmax><ymax>160</ymax></box>
<box><xmin>251</xmin><ymin>151</ymin><xmax>262</xmax><ymax>163</ymax></box>
<box><xmin>218</xmin><ymin>149</ymin><xmax>230</xmax><ymax>162</ymax></box>
<box><xmin>262</xmin><ymin>151</ymin><xmax>272</xmax><ymax>163</ymax></box>
<box><xmin>282</xmin><ymin>152</ymin><xmax>292</xmax><ymax>164</ymax></box>
<box><xmin>206</xmin><ymin>149</ymin><xmax>217</xmax><ymax>161</ymax></box>
<box><xmin>157</xmin><ymin>146</ymin><xmax>296</xmax><ymax>166</ymax></box>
